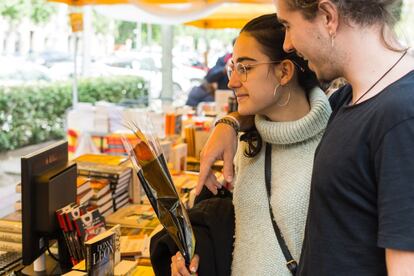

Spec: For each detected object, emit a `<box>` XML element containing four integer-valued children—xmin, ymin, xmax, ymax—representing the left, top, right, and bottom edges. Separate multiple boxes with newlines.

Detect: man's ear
<box><xmin>277</xmin><ymin>60</ymin><xmax>295</xmax><ymax>86</ymax></box>
<box><xmin>318</xmin><ymin>0</ymin><xmax>339</xmax><ymax>36</ymax></box>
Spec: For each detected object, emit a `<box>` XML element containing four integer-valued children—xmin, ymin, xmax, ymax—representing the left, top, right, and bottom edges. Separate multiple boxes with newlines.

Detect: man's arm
<box><xmin>386</xmin><ymin>249</ymin><xmax>414</xmax><ymax>276</ymax></box>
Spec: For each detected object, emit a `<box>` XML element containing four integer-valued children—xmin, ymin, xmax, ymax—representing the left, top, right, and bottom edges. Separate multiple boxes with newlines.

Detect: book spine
<box><xmin>85</xmin><ymin>243</ymin><xmax>92</xmax><ymax>273</ymax></box>
<box><xmin>56</xmin><ymin>212</ymin><xmax>78</xmax><ymax>265</ymax></box>
<box><xmin>78</xmin><ymin>170</ymin><xmax>120</xmax><ymax>180</ymax></box>
<box><xmin>65</xmin><ymin>213</ymin><xmax>85</xmax><ymax>261</ymax></box>
<box><xmin>0</xmin><ymin>220</ymin><xmax>22</xmax><ymax>233</ymax></box>
<box><xmin>0</xmin><ymin>240</ymin><xmax>22</xmax><ymax>252</ymax></box>
<box><xmin>0</xmin><ymin>231</ymin><xmax>22</xmax><ymax>243</ymax></box>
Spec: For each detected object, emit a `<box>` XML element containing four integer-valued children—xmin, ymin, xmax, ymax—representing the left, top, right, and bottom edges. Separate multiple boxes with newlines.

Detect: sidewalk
<box><xmin>0</xmin><ymin>140</ymin><xmax>57</xmax><ymax>217</ymax></box>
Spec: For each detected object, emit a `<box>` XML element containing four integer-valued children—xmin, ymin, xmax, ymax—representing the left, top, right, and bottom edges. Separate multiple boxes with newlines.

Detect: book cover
<box><xmin>119</xmin><ymin>235</ymin><xmax>147</xmax><ymax>258</ymax></box>
<box><xmin>91</xmin><ymin>185</ymin><xmax>111</xmax><ymax>200</ymax></box>
<box><xmin>77</xmin><ymin>163</ymin><xmax>131</xmax><ymax>180</ymax></box>
<box><xmin>90</xmin><ymin>190</ymin><xmax>112</xmax><ymax>207</ymax></box>
<box><xmin>89</xmin><ymin>178</ymin><xmax>110</xmax><ymax>190</ymax></box>
<box><xmin>56</xmin><ymin>203</ymin><xmax>80</xmax><ymax>264</ymax></box>
<box><xmin>76</xmin><ymin>188</ymin><xmax>94</xmax><ymax>205</ymax></box>
<box><xmin>65</xmin><ymin>204</ymin><xmax>88</xmax><ymax>260</ymax></box>
<box><xmin>105</xmin><ymin>204</ymin><xmax>158</xmax><ymax>229</ymax></box>
<box><xmin>77</xmin><ymin>177</ymin><xmax>91</xmax><ymax>195</ymax></box>
<box><xmin>74</xmin><ymin>209</ymin><xmax>106</xmax><ymax>243</ymax></box>
<box><xmin>108</xmin><ymin>224</ymin><xmax>121</xmax><ymax>265</ymax></box>
<box><xmin>75</xmin><ymin>154</ymin><xmax>128</xmax><ymax>166</ymax></box>
<box><xmin>85</xmin><ymin>227</ymin><xmax>116</xmax><ymax>276</ymax></box>
<box><xmin>114</xmin><ymin>260</ymin><xmax>136</xmax><ymax>276</ymax></box>
<box><xmin>77</xmin><ymin>176</ymin><xmax>90</xmax><ymax>187</ymax></box>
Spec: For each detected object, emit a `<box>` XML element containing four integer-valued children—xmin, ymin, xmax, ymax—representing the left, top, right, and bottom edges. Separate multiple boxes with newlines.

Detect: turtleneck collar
<box><xmin>255</xmin><ymin>87</ymin><xmax>332</xmax><ymax>145</ymax></box>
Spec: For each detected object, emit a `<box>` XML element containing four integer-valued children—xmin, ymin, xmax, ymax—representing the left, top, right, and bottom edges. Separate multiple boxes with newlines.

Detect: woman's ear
<box><xmin>277</xmin><ymin>60</ymin><xmax>295</xmax><ymax>86</ymax></box>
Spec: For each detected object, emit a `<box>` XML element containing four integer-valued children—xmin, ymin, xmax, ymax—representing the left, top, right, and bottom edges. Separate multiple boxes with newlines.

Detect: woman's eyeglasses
<box><xmin>227</xmin><ymin>60</ymin><xmax>305</xmax><ymax>82</ymax></box>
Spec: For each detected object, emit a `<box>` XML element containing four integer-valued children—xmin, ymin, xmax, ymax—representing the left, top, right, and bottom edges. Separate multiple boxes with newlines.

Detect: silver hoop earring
<box><xmin>277</xmin><ymin>90</ymin><xmax>291</xmax><ymax>107</ymax></box>
<box><xmin>273</xmin><ymin>83</ymin><xmax>280</xmax><ymax>97</ymax></box>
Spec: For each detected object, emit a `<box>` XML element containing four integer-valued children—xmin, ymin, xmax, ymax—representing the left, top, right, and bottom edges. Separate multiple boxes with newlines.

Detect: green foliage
<box><xmin>30</xmin><ymin>0</ymin><xmax>56</xmax><ymax>25</ymax></box>
<box><xmin>93</xmin><ymin>10</ymin><xmax>113</xmax><ymax>36</ymax></box>
<box><xmin>0</xmin><ymin>0</ymin><xmax>27</xmax><ymax>23</ymax></box>
<box><xmin>115</xmin><ymin>21</ymin><xmax>137</xmax><ymax>45</ymax></box>
<box><xmin>0</xmin><ymin>76</ymin><xmax>148</xmax><ymax>152</ymax></box>
<box><xmin>0</xmin><ymin>0</ymin><xmax>56</xmax><ymax>26</ymax></box>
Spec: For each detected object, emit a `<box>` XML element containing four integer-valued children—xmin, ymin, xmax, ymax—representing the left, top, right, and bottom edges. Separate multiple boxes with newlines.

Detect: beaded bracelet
<box><xmin>214</xmin><ymin>117</ymin><xmax>240</xmax><ymax>134</ymax></box>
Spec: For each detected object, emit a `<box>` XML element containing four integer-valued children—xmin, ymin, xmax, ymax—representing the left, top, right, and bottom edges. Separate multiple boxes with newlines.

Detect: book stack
<box><xmin>75</xmin><ymin>154</ymin><xmax>133</xmax><ymax>214</ymax></box>
<box><xmin>14</xmin><ymin>183</ymin><xmax>22</xmax><ymax>212</ymax></box>
<box><xmin>105</xmin><ymin>204</ymin><xmax>161</xmax><ymax>260</ymax></box>
<box><xmin>89</xmin><ymin>178</ymin><xmax>113</xmax><ymax>217</ymax></box>
<box><xmin>63</xmin><ymin>224</ymin><xmax>122</xmax><ymax>276</ymax></box>
<box><xmin>0</xmin><ymin>211</ymin><xmax>22</xmax><ymax>253</ymax></box>
<box><xmin>76</xmin><ymin>176</ymin><xmax>93</xmax><ymax>206</ymax></box>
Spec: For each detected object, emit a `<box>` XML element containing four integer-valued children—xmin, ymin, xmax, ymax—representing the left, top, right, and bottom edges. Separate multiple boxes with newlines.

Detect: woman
<box><xmin>171</xmin><ymin>13</ymin><xmax>331</xmax><ymax>275</ymax></box>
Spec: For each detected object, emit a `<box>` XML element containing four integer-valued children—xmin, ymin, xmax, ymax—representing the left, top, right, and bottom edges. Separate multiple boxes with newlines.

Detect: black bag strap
<box><xmin>265</xmin><ymin>143</ymin><xmax>298</xmax><ymax>275</ymax></box>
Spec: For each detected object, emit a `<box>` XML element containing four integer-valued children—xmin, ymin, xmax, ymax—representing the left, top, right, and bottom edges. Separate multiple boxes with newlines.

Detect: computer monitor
<box><xmin>21</xmin><ymin>141</ymin><xmax>77</xmax><ymax>274</ymax></box>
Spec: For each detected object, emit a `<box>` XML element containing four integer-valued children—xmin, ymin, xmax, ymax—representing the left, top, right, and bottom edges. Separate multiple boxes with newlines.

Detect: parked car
<box><xmin>0</xmin><ymin>58</ymin><xmax>52</xmax><ymax>86</ymax></box>
<box><xmin>102</xmin><ymin>53</ymin><xmax>205</xmax><ymax>99</ymax></box>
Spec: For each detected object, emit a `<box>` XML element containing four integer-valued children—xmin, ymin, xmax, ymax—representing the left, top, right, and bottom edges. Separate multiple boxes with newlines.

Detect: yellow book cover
<box><xmin>75</xmin><ymin>154</ymin><xmax>128</xmax><ymax>166</ymax></box>
<box><xmin>105</xmin><ymin>204</ymin><xmax>158</xmax><ymax>229</ymax></box>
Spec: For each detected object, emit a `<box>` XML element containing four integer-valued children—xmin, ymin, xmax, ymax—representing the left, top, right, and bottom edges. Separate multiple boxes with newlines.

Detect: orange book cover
<box><xmin>77</xmin><ymin>176</ymin><xmax>90</xmax><ymax>187</ymax></box>
<box><xmin>89</xmin><ymin>178</ymin><xmax>110</xmax><ymax>190</ymax></box>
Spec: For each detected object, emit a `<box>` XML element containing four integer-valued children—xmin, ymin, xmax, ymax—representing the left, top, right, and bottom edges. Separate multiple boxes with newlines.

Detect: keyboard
<box><xmin>0</xmin><ymin>251</ymin><xmax>22</xmax><ymax>274</ymax></box>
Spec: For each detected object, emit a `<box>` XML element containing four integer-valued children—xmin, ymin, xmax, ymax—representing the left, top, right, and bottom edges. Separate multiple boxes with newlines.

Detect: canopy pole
<box><xmin>72</xmin><ymin>34</ymin><xmax>79</xmax><ymax>107</ymax></box>
<box><xmin>160</xmin><ymin>24</ymin><xmax>174</xmax><ymax>103</ymax></box>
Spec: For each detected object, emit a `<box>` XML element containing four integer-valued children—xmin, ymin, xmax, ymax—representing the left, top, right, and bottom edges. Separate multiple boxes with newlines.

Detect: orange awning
<box><xmin>49</xmin><ymin>0</ymin><xmax>272</xmax><ymax>6</ymax></box>
<box><xmin>185</xmin><ymin>3</ymin><xmax>275</xmax><ymax>29</ymax></box>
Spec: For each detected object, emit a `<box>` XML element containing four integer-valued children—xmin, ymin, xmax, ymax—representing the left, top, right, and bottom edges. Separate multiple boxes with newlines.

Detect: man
<box><xmin>204</xmin><ymin>52</ymin><xmax>232</xmax><ymax>90</ymax></box>
<box><xmin>273</xmin><ymin>0</ymin><xmax>414</xmax><ymax>275</ymax></box>
<box><xmin>193</xmin><ymin>0</ymin><xmax>414</xmax><ymax>275</ymax></box>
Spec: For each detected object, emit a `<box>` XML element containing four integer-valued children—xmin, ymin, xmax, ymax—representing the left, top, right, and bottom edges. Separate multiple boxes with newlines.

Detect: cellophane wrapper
<box><xmin>121</xmin><ymin>117</ymin><xmax>195</xmax><ymax>265</ymax></box>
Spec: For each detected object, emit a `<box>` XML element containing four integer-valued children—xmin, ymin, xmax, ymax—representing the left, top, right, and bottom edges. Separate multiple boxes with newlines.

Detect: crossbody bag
<box><xmin>265</xmin><ymin>143</ymin><xmax>298</xmax><ymax>275</ymax></box>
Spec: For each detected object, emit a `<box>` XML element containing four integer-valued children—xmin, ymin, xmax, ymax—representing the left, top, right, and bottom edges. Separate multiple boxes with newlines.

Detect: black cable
<box><xmin>44</xmin><ymin>238</ymin><xmax>87</xmax><ymax>273</ymax></box>
<box><xmin>45</xmin><ymin>242</ymin><xmax>60</xmax><ymax>263</ymax></box>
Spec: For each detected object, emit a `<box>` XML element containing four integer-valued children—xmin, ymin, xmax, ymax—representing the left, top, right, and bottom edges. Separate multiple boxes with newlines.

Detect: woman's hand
<box><xmin>171</xmin><ymin>252</ymin><xmax>199</xmax><ymax>276</ymax></box>
<box><xmin>196</xmin><ymin>123</ymin><xmax>238</xmax><ymax>195</ymax></box>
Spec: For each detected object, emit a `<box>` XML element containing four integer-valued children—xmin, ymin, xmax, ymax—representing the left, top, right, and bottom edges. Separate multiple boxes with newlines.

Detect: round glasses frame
<box><xmin>227</xmin><ymin>60</ymin><xmax>305</xmax><ymax>82</ymax></box>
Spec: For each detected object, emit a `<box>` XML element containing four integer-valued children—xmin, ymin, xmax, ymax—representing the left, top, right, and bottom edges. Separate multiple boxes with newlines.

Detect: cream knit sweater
<box><xmin>231</xmin><ymin>88</ymin><xmax>331</xmax><ymax>276</ymax></box>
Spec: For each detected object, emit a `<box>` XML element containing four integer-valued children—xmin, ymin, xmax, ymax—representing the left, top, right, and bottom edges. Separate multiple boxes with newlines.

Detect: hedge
<box><xmin>0</xmin><ymin>76</ymin><xmax>148</xmax><ymax>151</ymax></box>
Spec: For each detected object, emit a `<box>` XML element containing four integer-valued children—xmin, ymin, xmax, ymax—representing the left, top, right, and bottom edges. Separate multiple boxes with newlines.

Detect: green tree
<box><xmin>115</xmin><ymin>21</ymin><xmax>137</xmax><ymax>45</ymax></box>
<box><xmin>0</xmin><ymin>0</ymin><xmax>28</xmax><ymax>23</ymax></box>
<box><xmin>30</xmin><ymin>0</ymin><xmax>56</xmax><ymax>26</ymax></box>
<box><xmin>93</xmin><ymin>10</ymin><xmax>113</xmax><ymax>35</ymax></box>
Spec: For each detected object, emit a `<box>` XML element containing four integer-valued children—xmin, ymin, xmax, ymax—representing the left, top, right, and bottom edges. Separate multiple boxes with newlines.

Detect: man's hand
<box><xmin>171</xmin><ymin>252</ymin><xmax>199</xmax><ymax>276</ymax></box>
<box><xmin>196</xmin><ymin>123</ymin><xmax>238</xmax><ymax>195</ymax></box>
<box><xmin>386</xmin><ymin>248</ymin><xmax>414</xmax><ymax>276</ymax></box>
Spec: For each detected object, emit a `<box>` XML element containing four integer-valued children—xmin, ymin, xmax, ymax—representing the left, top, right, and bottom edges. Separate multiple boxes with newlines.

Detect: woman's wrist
<box><xmin>214</xmin><ymin>116</ymin><xmax>240</xmax><ymax>135</ymax></box>
<box><xmin>227</xmin><ymin>112</ymin><xmax>254</xmax><ymax>132</ymax></box>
